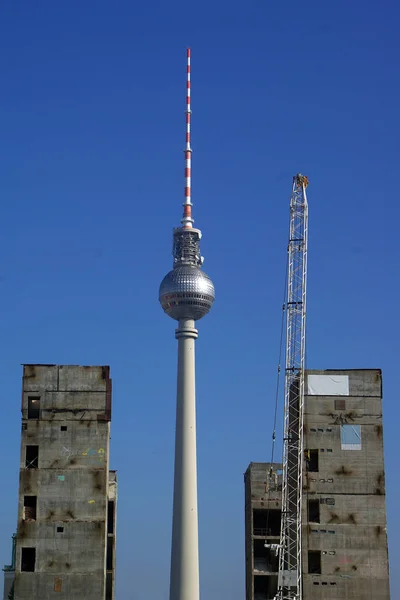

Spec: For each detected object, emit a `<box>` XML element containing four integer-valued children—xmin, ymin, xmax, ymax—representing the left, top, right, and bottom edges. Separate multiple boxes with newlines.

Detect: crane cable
<box><xmin>265</xmin><ymin>252</ymin><xmax>289</xmax><ymax>538</ymax></box>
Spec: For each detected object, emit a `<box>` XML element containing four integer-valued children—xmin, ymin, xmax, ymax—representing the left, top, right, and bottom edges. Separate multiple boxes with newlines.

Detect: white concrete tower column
<box><xmin>169</xmin><ymin>318</ymin><xmax>199</xmax><ymax>600</ymax></box>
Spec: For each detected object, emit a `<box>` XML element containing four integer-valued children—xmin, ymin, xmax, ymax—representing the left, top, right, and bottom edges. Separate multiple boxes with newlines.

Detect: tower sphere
<box><xmin>159</xmin><ymin>265</ymin><xmax>215</xmax><ymax>321</ymax></box>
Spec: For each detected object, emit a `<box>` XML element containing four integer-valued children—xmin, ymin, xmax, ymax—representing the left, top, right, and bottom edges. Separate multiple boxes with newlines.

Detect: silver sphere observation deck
<box><xmin>159</xmin><ymin>227</ymin><xmax>215</xmax><ymax>321</ymax></box>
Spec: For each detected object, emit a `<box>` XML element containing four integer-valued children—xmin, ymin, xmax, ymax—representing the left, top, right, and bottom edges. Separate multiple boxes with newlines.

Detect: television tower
<box><xmin>159</xmin><ymin>49</ymin><xmax>215</xmax><ymax>600</ymax></box>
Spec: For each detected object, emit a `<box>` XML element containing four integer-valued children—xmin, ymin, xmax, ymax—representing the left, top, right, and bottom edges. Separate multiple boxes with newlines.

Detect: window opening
<box><xmin>106</xmin><ymin>538</ymin><xmax>113</xmax><ymax>571</ymax></box>
<box><xmin>308</xmin><ymin>550</ymin><xmax>321</xmax><ymax>574</ymax></box>
<box><xmin>107</xmin><ymin>501</ymin><xmax>115</xmax><ymax>535</ymax></box>
<box><xmin>21</xmin><ymin>548</ymin><xmax>36</xmax><ymax>572</ymax></box>
<box><xmin>335</xmin><ymin>399</ymin><xmax>346</xmax><ymax>411</ymax></box>
<box><xmin>61</xmin><ymin>426</ymin><xmax>67</xmax><ymax>431</ymax></box>
<box><xmin>306</xmin><ymin>450</ymin><xmax>319</xmax><ymax>472</ymax></box>
<box><xmin>56</xmin><ymin>526</ymin><xmax>64</xmax><ymax>533</ymax></box>
<box><xmin>54</xmin><ymin>577</ymin><xmax>62</xmax><ymax>592</ymax></box>
<box><xmin>253</xmin><ymin>509</ymin><xmax>281</xmax><ymax>536</ymax></box>
<box><xmin>23</xmin><ymin>496</ymin><xmax>37</xmax><ymax>521</ymax></box>
<box><xmin>308</xmin><ymin>499</ymin><xmax>320</xmax><ymax>523</ymax></box>
<box><xmin>341</xmin><ymin>425</ymin><xmax>361</xmax><ymax>450</ymax></box>
<box><xmin>25</xmin><ymin>446</ymin><xmax>39</xmax><ymax>469</ymax></box>
<box><xmin>28</xmin><ymin>397</ymin><xmax>40</xmax><ymax>419</ymax></box>
<box><xmin>106</xmin><ymin>572</ymin><xmax>113</xmax><ymax>600</ymax></box>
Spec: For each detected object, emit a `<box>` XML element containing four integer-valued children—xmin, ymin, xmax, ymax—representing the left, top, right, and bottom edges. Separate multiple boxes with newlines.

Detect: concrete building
<box><xmin>244</xmin><ymin>463</ymin><xmax>282</xmax><ymax>600</ymax></box>
<box><xmin>13</xmin><ymin>364</ymin><xmax>117</xmax><ymax>600</ymax></box>
<box><xmin>3</xmin><ymin>534</ymin><xmax>16</xmax><ymax>599</ymax></box>
<box><xmin>245</xmin><ymin>369</ymin><xmax>390</xmax><ymax>600</ymax></box>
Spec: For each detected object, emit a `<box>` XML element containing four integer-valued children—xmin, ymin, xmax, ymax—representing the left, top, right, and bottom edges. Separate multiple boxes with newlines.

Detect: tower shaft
<box><xmin>277</xmin><ymin>174</ymin><xmax>308</xmax><ymax>600</ymax></box>
<box><xmin>159</xmin><ymin>48</ymin><xmax>214</xmax><ymax>600</ymax></box>
<box><xmin>170</xmin><ymin>319</ymin><xmax>199</xmax><ymax>600</ymax></box>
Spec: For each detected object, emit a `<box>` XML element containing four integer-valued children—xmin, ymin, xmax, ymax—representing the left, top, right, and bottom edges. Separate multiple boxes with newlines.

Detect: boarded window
<box><xmin>335</xmin><ymin>399</ymin><xmax>346</xmax><ymax>411</ymax></box>
<box><xmin>28</xmin><ymin>397</ymin><xmax>40</xmax><ymax>419</ymax></box>
<box><xmin>308</xmin><ymin>499</ymin><xmax>320</xmax><ymax>523</ymax></box>
<box><xmin>23</xmin><ymin>496</ymin><xmax>37</xmax><ymax>521</ymax></box>
<box><xmin>308</xmin><ymin>550</ymin><xmax>321</xmax><ymax>574</ymax></box>
<box><xmin>306</xmin><ymin>450</ymin><xmax>319</xmax><ymax>472</ymax></box>
<box><xmin>107</xmin><ymin>501</ymin><xmax>115</xmax><ymax>535</ymax></box>
<box><xmin>21</xmin><ymin>548</ymin><xmax>36</xmax><ymax>572</ymax></box>
<box><xmin>341</xmin><ymin>425</ymin><xmax>361</xmax><ymax>450</ymax></box>
<box><xmin>54</xmin><ymin>577</ymin><xmax>62</xmax><ymax>592</ymax></box>
<box><xmin>25</xmin><ymin>446</ymin><xmax>39</xmax><ymax>469</ymax></box>
<box><xmin>308</xmin><ymin>375</ymin><xmax>349</xmax><ymax>396</ymax></box>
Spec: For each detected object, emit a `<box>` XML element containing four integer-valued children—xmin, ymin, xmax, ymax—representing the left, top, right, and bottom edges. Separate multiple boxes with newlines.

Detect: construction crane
<box><xmin>275</xmin><ymin>174</ymin><xmax>309</xmax><ymax>600</ymax></box>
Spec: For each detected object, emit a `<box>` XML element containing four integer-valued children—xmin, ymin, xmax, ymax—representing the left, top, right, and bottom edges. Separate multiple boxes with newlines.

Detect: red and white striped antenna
<box><xmin>182</xmin><ymin>48</ymin><xmax>193</xmax><ymax>229</ymax></box>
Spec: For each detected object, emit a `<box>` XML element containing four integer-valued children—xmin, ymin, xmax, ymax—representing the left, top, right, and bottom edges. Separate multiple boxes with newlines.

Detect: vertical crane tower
<box><xmin>159</xmin><ymin>49</ymin><xmax>215</xmax><ymax>600</ymax></box>
<box><xmin>276</xmin><ymin>174</ymin><xmax>309</xmax><ymax>600</ymax></box>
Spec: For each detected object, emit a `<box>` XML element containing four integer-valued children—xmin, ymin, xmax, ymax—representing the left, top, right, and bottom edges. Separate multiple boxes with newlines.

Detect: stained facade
<box><xmin>12</xmin><ymin>364</ymin><xmax>116</xmax><ymax>600</ymax></box>
<box><xmin>245</xmin><ymin>369</ymin><xmax>390</xmax><ymax>600</ymax></box>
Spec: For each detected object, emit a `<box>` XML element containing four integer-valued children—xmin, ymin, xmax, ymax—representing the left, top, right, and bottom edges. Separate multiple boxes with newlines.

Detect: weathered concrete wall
<box><xmin>14</xmin><ymin>365</ymin><xmax>112</xmax><ymax>600</ymax></box>
<box><xmin>302</xmin><ymin>369</ymin><xmax>390</xmax><ymax>599</ymax></box>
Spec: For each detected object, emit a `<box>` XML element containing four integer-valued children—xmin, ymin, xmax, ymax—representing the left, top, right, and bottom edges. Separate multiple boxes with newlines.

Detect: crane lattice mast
<box><xmin>276</xmin><ymin>174</ymin><xmax>309</xmax><ymax>600</ymax></box>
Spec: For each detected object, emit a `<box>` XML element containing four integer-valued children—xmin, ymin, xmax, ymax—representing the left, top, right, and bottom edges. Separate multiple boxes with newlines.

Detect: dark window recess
<box><xmin>21</xmin><ymin>547</ymin><xmax>36</xmax><ymax>572</ymax></box>
<box><xmin>22</xmin><ymin>423</ymin><xmax>27</xmax><ymax>431</ymax></box>
<box><xmin>253</xmin><ymin>509</ymin><xmax>281</xmax><ymax>536</ymax></box>
<box><xmin>60</xmin><ymin>426</ymin><xmax>67</xmax><ymax>432</ymax></box>
<box><xmin>107</xmin><ymin>501</ymin><xmax>115</xmax><ymax>535</ymax></box>
<box><xmin>56</xmin><ymin>526</ymin><xmax>64</xmax><ymax>533</ymax></box>
<box><xmin>308</xmin><ymin>550</ymin><xmax>321</xmax><ymax>574</ymax></box>
<box><xmin>306</xmin><ymin>449</ymin><xmax>319</xmax><ymax>472</ymax></box>
<box><xmin>23</xmin><ymin>496</ymin><xmax>37</xmax><ymax>521</ymax></box>
<box><xmin>254</xmin><ymin>575</ymin><xmax>270</xmax><ymax>598</ymax></box>
<box><xmin>308</xmin><ymin>499</ymin><xmax>320</xmax><ymax>523</ymax></box>
<box><xmin>106</xmin><ymin>538</ymin><xmax>113</xmax><ymax>571</ymax></box>
<box><xmin>335</xmin><ymin>399</ymin><xmax>346</xmax><ymax>411</ymax></box>
<box><xmin>25</xmin><ymin>446</ymin><xmax>39</xmax><ymax>469</ymax></box>
<box><xmin>106</xmin><ymin>572</ymin><xmax>113</xmax><ymax>600</ymax></box>
<box><xmin>28</xmin><ymin>397</ymin><xmax>40</xmax><ymax>419</ymax></box>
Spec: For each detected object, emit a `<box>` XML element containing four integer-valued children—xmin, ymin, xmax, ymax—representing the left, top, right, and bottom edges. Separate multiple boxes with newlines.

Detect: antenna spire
<box><xmin>182</xmin><ymin>48</ymin><xmax>193</xmax><ymax>228</ymax></box>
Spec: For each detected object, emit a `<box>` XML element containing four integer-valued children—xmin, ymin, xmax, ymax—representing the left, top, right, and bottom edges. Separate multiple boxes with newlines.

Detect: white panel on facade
<box><xmin>307</xmin><ymin>374</ymin><xmax>349</xmax><ymax>396</ymax></box>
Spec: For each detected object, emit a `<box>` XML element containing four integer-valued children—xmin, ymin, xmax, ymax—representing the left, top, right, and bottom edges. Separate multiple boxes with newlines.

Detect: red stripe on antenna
<box><xmin>182</xmin><ymin>47</ymin><xmax>193</xmax><ymax>229</ymax></box>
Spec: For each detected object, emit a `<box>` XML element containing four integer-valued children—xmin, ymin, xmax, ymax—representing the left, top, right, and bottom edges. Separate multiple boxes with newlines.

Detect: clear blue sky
<box><xmin>0</xmin><ymin>0</ymin><xmax>399</xmax><ymax>598</ymax></box>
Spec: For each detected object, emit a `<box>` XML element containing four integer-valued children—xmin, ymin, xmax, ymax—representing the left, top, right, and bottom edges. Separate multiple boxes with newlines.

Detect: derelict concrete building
<box><xmin>245</xmin><ymin>369</ymin><xmax>390</xmax><ymax>600</ymax></box>
<box><xmin>12</xmin><ymin>364</ymin><xmax>117</xmax><ymax>600</ymax></box>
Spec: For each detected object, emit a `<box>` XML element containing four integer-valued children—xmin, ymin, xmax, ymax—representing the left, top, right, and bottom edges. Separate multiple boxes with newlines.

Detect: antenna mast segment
<box><xmin>276</xmin><ymin>174</ymin><xmax>309</xmax><ymax>600</ymax></box>
<box><xmin>182</xmin><ymin>48</ymin><xmax>193</xmax><ymax>229</ymax></box>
